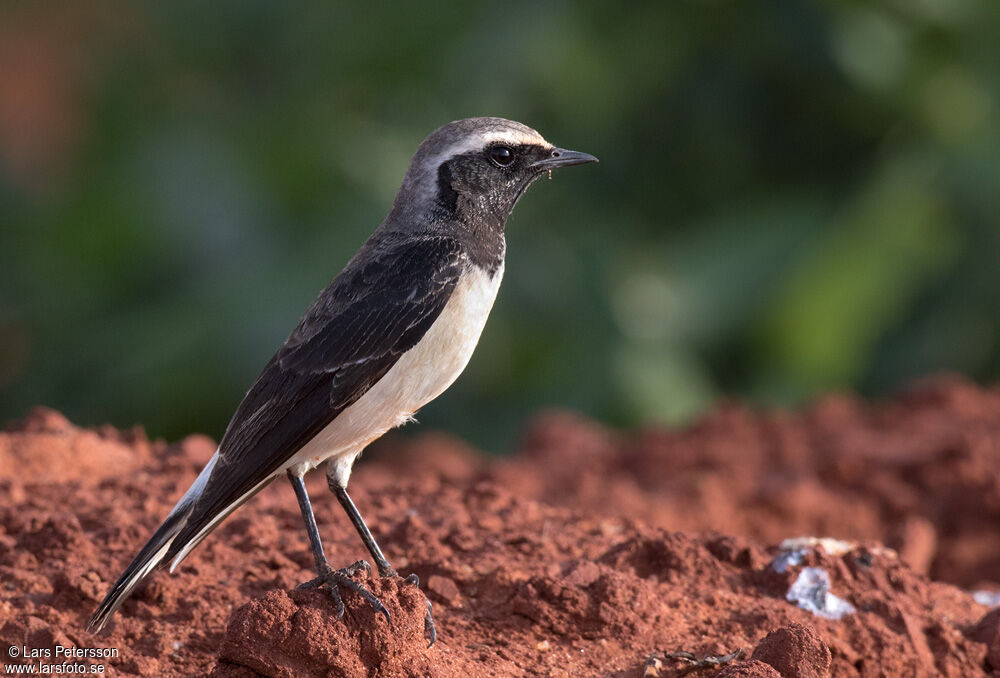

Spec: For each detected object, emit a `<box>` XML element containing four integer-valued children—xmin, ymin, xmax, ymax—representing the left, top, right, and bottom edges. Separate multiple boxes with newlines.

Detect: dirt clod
<box><xmin>425</xmin><ymin>574</ymin><xmax>461</xmax><ymax>607</ymax></box>
<box><xmin>751</xmin><ymin>624</ymin><xmax>831</xmax><ymax>678</ymax></box>
<box><xmin>970</xmin><ymin>608</ymin><xmax>1000</xmax><ymax>670</ymax></box>
<box><xmin>717</xmin><ymin>660</ymin><xmax>784</xmax><ymax>678</ymax></box>
<box><xmin>213</xmin><ymin>579</ymin><xmax>432</xmax><ymax>678</ymax></box>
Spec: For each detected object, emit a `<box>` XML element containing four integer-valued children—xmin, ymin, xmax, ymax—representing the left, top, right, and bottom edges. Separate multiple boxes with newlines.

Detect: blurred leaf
<box><xmin>755</xmin><ymin>156</ymin><xmax>961</xmax><ymax>396</ymax></box>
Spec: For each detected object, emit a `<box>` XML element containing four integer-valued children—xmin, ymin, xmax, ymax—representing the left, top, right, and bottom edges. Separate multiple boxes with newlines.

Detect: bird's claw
<box><xmin>297</xmin><ymin>562</ymin><xmax>434</xmax><ymax>645</ymax></box>
<box><xmin>402</xmin><ymin>573</ymin><xmax>437</xmax><ymax>647</ymax></box>
<box><xmin>297</xmin><ymin>560</ymin><xmax>390</xmax><ymax>624</ymax></box>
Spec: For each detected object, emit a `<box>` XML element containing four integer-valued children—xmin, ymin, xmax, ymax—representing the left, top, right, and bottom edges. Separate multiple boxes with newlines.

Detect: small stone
<box><xmin>974</xmin><ymin>590</ymin><xmax>1000</xmax><ymax>607</ymax></box>
<box><xmin>786</xmin><ymin>568</ymin><xmax>855</xmax><ymax>620</ymax></box>
<box><xmin>426</xmin><ymin>574</ymin><xmax>461</xmax><ymax>607</ymax></box>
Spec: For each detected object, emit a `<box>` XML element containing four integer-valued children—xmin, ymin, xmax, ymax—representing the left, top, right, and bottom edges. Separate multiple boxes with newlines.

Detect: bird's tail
<box><xmin>86</xmin><ymin>508</ymin><xmax>189</xmax><ymax>633</ymax></box>
<box><xmin>87</xmin><ymin>451</ymin><xmax>220</xmax><ymax>633</ymax></box>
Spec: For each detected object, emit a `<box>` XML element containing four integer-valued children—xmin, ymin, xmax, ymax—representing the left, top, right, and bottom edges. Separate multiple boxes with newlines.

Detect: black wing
<box><xmin>166</xmin><ymin>235</ymin><xmax>467</xmax><ymax>560</ymax></box>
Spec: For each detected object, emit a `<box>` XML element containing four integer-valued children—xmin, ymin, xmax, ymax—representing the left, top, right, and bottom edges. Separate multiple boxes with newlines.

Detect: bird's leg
<box><xmin>329</xmin><ymin>480</ymin><xmax>396</xmax><ymax>576</ymax></box>
<box><xmin>287</xmin><ymin>471</ymin><xmax>389</xmax><ymax>624</ymax></box>
<box><xmin>328</xmin><ymin>477</ymin><xmax>437</xmax><ymax>646</ymax></box>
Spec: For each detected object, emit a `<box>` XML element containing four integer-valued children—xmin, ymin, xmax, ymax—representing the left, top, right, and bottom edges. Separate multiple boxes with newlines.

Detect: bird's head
<box><xmin>390</xmin><ymin>117</ymin><xmax>597</xmax><ymax>230</ymax></box>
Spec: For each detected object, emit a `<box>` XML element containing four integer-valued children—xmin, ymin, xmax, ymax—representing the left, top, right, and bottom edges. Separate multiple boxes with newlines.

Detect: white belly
<box><xmin>287</xmin><ymin>261</ymin><xmax>503</xmax><ymax>481</ymax></box>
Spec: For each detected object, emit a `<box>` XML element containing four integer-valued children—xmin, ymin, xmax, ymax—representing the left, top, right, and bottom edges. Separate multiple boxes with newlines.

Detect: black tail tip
<box><xmin>86</xmin><ymin>604</ymin><xmax>116</xmax><ymax>635</ymax></box>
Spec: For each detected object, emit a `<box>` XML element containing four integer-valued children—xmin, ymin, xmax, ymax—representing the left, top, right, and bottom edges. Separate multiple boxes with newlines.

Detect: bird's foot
<box><xmin>401</xmin><ymin>572</ymin><xmax>436</xmax><ymax>647</ymax></box>
<box><xmin>296</xmin><ymin>559</ymin><xmax>390</xmax><ymax>624</ymax></box>
<box><xmin>296</xmin><ymin>560</ymin><xmax>435</xmax><ymax>645</ymax></box>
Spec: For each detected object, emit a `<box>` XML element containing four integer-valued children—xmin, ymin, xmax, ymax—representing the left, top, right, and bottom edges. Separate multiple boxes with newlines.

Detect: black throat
<box><xmin>433</xmin><ymin>161</ymin><xmax>507</xmax><ymax>275</ymax></box>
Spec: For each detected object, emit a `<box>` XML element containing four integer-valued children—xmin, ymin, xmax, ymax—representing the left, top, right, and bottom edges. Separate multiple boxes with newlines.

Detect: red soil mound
<box><xmin>2</xmin><ymin>374</ymin><xmax>1000</xmax><ymax>676</ymax></box>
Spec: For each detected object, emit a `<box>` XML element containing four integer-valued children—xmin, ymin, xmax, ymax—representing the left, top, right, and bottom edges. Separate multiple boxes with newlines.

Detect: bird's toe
<box><xmin>399</xmin><ymin>572</ymin><xmax>436</xmax><ymax>646</ymax></box>
<box><xmin>423</xmin><ymin>599</ymin><xmax>436</xmax><ymax>647</ymax></box>
<box><xmin>298</xmin><ymin>562</ymin><xmax>390</xmax><ymax>624</ymax></box>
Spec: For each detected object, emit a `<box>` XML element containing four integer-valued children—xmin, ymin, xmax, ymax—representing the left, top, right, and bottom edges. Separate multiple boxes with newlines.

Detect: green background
<box><xmin>2</xmin><ymin>1</ymin><xmax>998</xmax><ymax>452</ymax></box>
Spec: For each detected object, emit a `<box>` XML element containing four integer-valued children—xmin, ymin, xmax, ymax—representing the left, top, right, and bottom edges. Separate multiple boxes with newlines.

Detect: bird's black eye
<box><xmin>489</xmin><ymin>145</ymin><xmax>515</xmax><ymax>167</ymax></box>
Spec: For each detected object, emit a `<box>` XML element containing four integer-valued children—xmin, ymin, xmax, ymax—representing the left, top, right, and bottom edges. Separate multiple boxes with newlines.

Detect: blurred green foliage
<box><xmin>1</xmin><ymin>1</ymin><xmax>998</xmax><ymax>451</ymax></box>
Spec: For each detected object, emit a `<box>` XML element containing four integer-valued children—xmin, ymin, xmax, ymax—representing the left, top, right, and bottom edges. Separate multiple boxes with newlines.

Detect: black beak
<box><xmin>531</xmin><ymin>147</ymin><xmax>599</xmax><ymax>171</ymax></box>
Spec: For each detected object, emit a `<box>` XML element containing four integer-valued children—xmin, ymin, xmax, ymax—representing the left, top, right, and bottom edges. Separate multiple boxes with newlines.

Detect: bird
<box><xmin>87</xmin><ymin>117</ymin><xmax>597</xmax><ymax>642</ymax></box>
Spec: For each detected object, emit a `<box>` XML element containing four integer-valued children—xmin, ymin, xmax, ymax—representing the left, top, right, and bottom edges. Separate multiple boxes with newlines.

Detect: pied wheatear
<box><xmin>88</xmin><ymin>117</ymin><xmax>597</xmax><ymax>642</ymax></box>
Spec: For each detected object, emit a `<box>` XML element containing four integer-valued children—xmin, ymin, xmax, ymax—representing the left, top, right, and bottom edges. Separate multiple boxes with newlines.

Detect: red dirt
<box><xmin>2</xmin><ymin>374</ymin><xmax>1000</xmax><ymax>676</ymax></box>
